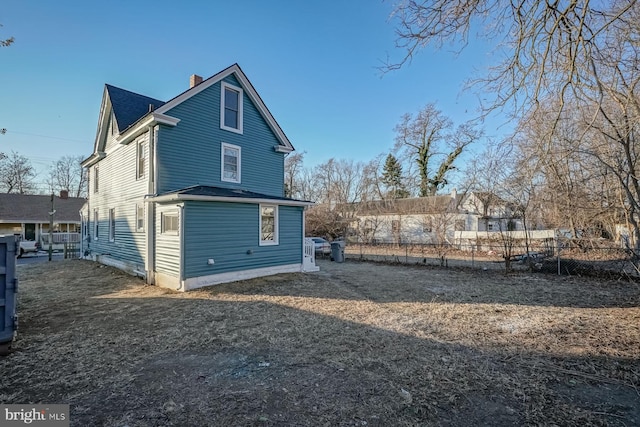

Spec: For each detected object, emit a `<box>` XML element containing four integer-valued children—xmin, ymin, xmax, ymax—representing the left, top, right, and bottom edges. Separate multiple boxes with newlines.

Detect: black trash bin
<box><xmin>330</xmin><ymin>241</ymin><xmax>345</xmax><ymax>263</ymax></box>
<box><xmin>0</xmin><ymin>235</ymin><xmax>18</xmax><ymax>355</ymax></box>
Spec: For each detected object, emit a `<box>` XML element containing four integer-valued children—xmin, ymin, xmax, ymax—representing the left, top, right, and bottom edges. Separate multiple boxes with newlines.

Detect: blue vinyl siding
<box><xmin>157</xmin><ymin>75</ymin><xmax>285</xmax><ymax>196</ymax></box>
<box><xmin>183</xmin><ymin>201</ymin><xmax>302</xmax><ymax>279</ymax></box>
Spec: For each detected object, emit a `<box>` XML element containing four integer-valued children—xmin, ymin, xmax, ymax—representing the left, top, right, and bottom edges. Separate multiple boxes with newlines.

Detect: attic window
<box><xmin>220</xmin><ymin>81</ymin><xmax>243</xmax><ymax>134</ymax></box>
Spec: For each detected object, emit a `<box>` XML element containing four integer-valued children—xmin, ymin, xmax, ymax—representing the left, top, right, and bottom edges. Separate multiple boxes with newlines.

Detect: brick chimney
<box><xmin>190</xmin><ymin>74</ymin><xmax>203</xmax><ymax>88</ymax></box>
<box><xmin>60</xmin><ymin>190</ymin><xmax>69</xmax><ymax>199</ymax></box>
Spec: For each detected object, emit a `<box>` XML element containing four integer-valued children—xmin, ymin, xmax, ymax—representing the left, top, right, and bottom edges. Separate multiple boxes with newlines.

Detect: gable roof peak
<box><xmin>104</xmin><ymin>84</ymin><xmax>166</xmax><ymax>133</ymax></box>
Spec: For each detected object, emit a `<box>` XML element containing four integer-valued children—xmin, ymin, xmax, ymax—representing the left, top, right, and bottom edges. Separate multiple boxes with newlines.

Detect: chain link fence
<box><xmin>340</xmin><ymin>241</ymin><xmax>640</xmax><ymax>279</ymax></box>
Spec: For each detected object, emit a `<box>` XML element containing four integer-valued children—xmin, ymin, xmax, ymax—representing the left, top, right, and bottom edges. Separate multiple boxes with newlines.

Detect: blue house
<box><xmin>81</xmin><ymin>64</ymin><xmax>318</xmax><ymax>291</ymax></box>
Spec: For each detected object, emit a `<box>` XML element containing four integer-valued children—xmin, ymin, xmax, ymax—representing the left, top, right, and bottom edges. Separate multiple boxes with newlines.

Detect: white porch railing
<box><xmin>303</xmin><ymin>237</ymin><xmax>319</xmax><ymax>272</ymax></box>
<box><xmin>40</xmin><ymin>232</ymin><xmax>81</xmax><ymax>245</ymax></box>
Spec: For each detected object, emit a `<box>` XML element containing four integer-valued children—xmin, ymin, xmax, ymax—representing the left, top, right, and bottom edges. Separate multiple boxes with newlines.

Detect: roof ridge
<box><xmin>105</xmin><ymin>84</ymin><xmax>165</xmax><ymax>104</ymax></box>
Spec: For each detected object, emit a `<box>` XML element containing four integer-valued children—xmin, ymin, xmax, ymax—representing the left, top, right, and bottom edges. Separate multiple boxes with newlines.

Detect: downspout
<box><xmin>145</xmin><ymin>125</ymin><xmax>157</xmax><ymax>284</ymax></box>
<box><xmin>79</xmin><ymin>211</ymin><xmax>83</xmax><ymax>259</ymax></box>
<box><xmin>178</xmin><ymin>204</ymin><xmax>185</xmax><ymax>291</ymax></box>
<box><xmin>302</xmin><ymin>206</ymin><xmax>307</xmax><ymax>271</ymax></box>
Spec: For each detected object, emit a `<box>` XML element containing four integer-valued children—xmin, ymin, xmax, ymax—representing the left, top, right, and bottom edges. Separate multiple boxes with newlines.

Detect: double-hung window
<box><xmin>220</xmin><ymin>82</ymin><xmax>243</xmax><ymax>133</ymax></box>
<box><xmin>221</xmin><ymin>143</ymin><xmax>241</xmax><ymax>183</ymax></box>
<box><xmin>161</xmin><ymin>211</ymin><xmax>179</xmax><ymax>235</ymax></box>
<box><xmin>136</xmin><ymin>141</ymin><xmax>145</xmax><ymax>180</ymax></box>
<box><xmin>136</xmin><ymin>204</ymin><xmax>144</xmax><ymax>232</ymax></box>
<box><xmin>94</xmin><ymin>165</ymin><xmax>99</xmax><ymax>193</ymax></box>
<box><xmin>259</xmin><ymin>205</ymin><xmax>278</xmax><ymax>245</ymax></box>
<box><xmin>93</xmin><ymin>209</ymin><xmax>99</xmax><ymax>240</ymax></box>
<box><xmin>108</xmin><ymin>208</ymin><xmax>115</xmax><ymax>242</ymax></box>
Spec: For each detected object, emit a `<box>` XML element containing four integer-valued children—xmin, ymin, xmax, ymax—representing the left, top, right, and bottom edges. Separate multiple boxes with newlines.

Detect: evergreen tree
<box><xmin>381</xmin><ymin>154</ymin><xmax>409</xmax><ymax>199</ymax></box>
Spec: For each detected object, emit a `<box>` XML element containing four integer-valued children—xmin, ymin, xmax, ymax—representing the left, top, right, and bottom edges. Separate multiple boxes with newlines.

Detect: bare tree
<box><xmin>48</xmin><ymin>155</ymin><xmax>87</xmax><ymax>198</ymax></box>
<box><xmin>388</xmin><ymin>1</ymin><xmax>636</xmax><ymax>115</ymax></box>
<box><xmin>0</xmin><ymin>23</ymin><xmax>13</xmax><ymax>47</ymax></box>
<box><xmin>388</xmin><ymin>0</ymin><xmax>640</xmax><ymax>249</ymax></box>
<box><xmin>394</xmin><ymin>103</ymin><xmax>480</xmax><ymax>196</ymax></box>
<box><xmin>302</xmin><ymin>158</ymin><xmax>378</xmax><ymax>239</ymax></box>
<box><xmin>513</xmin><ymin>103</ymin><xmax>622</xmax><ymax>242</ymax></box>
<box><xmin>284</xmin><ymin>151</ymin><xmax>305</xmax><ymax>198</ymax></box>
<box><xmin>0</xmin><ymin>151</ymin><xmax>36</xmax><ymax>194</ymax></box>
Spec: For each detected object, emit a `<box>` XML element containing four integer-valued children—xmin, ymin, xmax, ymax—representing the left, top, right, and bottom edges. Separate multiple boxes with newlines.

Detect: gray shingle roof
<box><xmin>106</xmin><ymin>84</ymin><xmax>165</xmax><ymax>132</ymax></box>
<box><xmin>159</xmin><ymin>185</ymin><xmax>310</xmax><ymax>203</ymax></box>
<box><xmin>0</xmin><ymin>193</ymin><xmax>86</xmax><ymax>223</ymax></box>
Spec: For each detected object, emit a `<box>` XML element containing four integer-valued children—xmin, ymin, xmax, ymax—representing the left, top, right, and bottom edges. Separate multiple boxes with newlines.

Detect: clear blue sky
<box><xmin>1</xmin><ymin>0</ymin><xmax>506</xmax><ymax>193</ymax></box>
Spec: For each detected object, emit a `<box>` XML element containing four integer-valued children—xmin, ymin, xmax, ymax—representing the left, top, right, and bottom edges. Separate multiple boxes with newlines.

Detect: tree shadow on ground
<box><xmin>3</xmin><ymin>261</ymin><xmax>639</xmax><ymax>426</ymax></box>
<box><xmin>213</xmin><ymin>259</ymin><xmax>640</xmax><ymax>309</ymax></box>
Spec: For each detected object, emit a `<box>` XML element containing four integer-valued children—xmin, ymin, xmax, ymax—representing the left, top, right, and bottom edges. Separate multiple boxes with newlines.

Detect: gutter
<box><xmin>149</xmin><ymin>193</ymin><xmax>314</xmax><ymax>207</ymax></box>
<box><xmin>117</xmin><ymin>113</ymin><xmax>179</xmax><ymax>146</ymax></box>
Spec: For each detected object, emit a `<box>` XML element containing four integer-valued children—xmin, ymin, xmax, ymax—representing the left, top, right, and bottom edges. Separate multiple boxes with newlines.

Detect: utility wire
<box><xmin>0</xmin><ymin>129</ymin><xmax>88</xmax><ymax>144</ymax></box>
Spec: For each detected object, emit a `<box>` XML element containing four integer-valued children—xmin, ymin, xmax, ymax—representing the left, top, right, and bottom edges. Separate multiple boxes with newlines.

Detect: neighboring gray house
<box><xmin>81</xmin><ymin>64</ymin><xmax>317</xmax><ymax>291</ymax></box>
<box><xmin>347</xmin><ymin>190</ymin><xmax>525</xmax><ymax>244</ymax></box>
<box><xmin>0</xmin><ymin>191</ymin><xmax>85</xmax><ymax>245</ymax></box>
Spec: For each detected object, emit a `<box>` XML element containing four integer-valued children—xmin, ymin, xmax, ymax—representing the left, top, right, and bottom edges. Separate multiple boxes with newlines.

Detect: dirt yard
<box><xmin>2</xmin><ymin>259</ymin><xmax>640</xmax><ymax>426</ymax></box>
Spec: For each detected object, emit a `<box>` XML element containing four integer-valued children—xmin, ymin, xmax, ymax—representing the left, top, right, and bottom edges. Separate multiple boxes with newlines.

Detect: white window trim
<box><xmin>93</xmin><ymin>209</ymin><xmax>99</xmax><ymax>240</ymax></box>
<box><xmin>136</xmin><ymin>140</ymin><xmax>145</xmax><ymax>180</ymax></box>
<box><xmin>259</xmin><ymin>204</ymin><xmax>279</xmax><ymax>246</ymax></box>
<box><xmin>221</xmin><ymin>142</ymin><xmax>241</xmax><ymax>184</ymax></box>
<box><xmin>220</xmin><ymin>81</ymin><xmax>243</xmax><ymax>134</ymax></box>
<box><xmin>108</xmin><ymin>208</ymin><xmax>115</xmax><ymax>242</ymax></box>
<box><xmin>94</xmin><ymin>165</ymin><xmax>99</xmax><ymax>193</ymax></box>
<box><xmin>161</xmin><ymin>211</ymin><xmax>179</xmax><ymax>235</ymax></box>
<box><xmin>136</xmin><ymin>204</ymin><xmax>145</xmax><ymax>232</ymax></box>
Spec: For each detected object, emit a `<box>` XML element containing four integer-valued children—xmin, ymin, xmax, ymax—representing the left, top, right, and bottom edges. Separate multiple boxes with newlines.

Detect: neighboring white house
<box><xmin>346</xmin><ymin>190</ymin><xmax>526</xmax><ymax>245</ymax></box>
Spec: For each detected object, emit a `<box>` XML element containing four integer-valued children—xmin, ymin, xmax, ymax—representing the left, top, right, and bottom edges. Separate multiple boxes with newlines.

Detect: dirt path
<box><xmin>1</xmin><ymin>259</ymin><xmax>639</xmax><ymax>426</ymax></box>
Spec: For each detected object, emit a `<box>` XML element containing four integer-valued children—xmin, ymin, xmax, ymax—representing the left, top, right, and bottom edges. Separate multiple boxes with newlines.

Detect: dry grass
<box><xmin>2</xmin><ymin>259</ymin><xmax>640</xmax><ymax>426</ymax></box>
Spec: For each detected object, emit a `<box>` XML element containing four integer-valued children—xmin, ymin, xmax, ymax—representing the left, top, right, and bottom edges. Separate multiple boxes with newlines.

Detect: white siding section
<box><xmin>88</xmin><ymin>132</ymin><xmax>149</xmax><ymax>270</ymax></box>
<box><xmin>155</xmin><ymin>203</ymin><xmax>181</xmax><ymax>278</ymax></box>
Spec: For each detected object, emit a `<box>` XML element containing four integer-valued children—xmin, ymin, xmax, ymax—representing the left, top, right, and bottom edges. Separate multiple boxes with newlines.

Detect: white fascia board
<box><xmin>117</xmin><ymin>113</ymin><xmax>180</xmax><ymax>145</ymax></box>
<box><xmin>92</xmin><ymin>88</ymin><xmax>110</xmax><ymax>154</ymax></box>
<box><xmin>150</xmin><ymin>193</ymin><xmax>314</xmax><ymax>207</ymax></box>
<box><xmin>233</xmin><ymin>69</ymin><xmax>294</xmax><ymax>151</ymax></box>
<box><xmin>155</xmin><ymin>65</ymin><xmax>237</xmax><ymax>115</ymax></box>
<box><xmin>0</xmin><ymin>219</ymin><xmax>82</xmax><ymax>224</ymax></box>
<box><xmin>80</xmin><ymin>152</ymin><xmax>106</xmax><ymax>167</ymax></box>
<box><xmin>155</xmin><ymin>64</ymin><xmax>294</xmax><ymax>152</ymax></box>
<box><xmin>274</xmin><ymin>145</ymin><xmax>293</xmax><ymax>153</ymax></box>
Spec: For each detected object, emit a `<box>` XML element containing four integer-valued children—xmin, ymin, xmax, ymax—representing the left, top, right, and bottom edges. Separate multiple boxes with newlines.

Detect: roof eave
<box><xmin>117</xmin><ymin>112</ymin><xmax>180</xmax><ymax>145</ymax></box>
<box><xmin>274</xmin><ymin>145</ymin><xmax>293</xmax><ymax>153</ymax></box>
<box><xmin>155</xmin><ymin>64</ymin><xmax>294</xmax><ymax>152</ymax></box>
<box><xmin>149</xmin><ymin>193</ymin><xmax>313</xmax><ymax>207</ymax></box>
<box><xmin>81</xmin><ymin>152</ymin><xmax>106</xmax><ymax>167</ymax></box>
